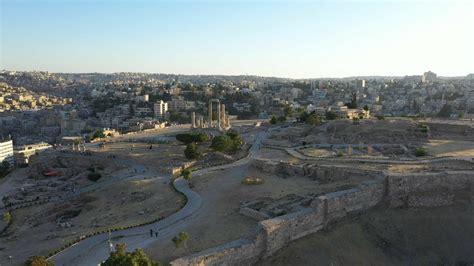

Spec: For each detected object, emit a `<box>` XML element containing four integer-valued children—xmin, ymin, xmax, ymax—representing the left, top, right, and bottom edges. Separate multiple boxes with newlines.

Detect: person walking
<box><xmin>155</xmin><ymin>231</ymin><xmax>158</xmax><ymax>238</ymax></box>
<box><xmin>150</xmin><ymin>229</ymin><xmax>153</xmax><ymax>237</ymax></box>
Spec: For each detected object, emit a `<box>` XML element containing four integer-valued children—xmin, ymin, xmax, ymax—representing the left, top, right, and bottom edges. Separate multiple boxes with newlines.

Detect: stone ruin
<box><xmin>240</xmin><ymin>194</ymin><xmax>313</xmax><ymax>221</ymax></box>
<box><xmin>171</xmin><ymin>170</ymin><xmax>474</xmax><ymax>266</ymax></box>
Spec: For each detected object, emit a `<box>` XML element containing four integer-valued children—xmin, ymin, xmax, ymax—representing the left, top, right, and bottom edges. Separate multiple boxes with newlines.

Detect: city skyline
<box><xmin>1</xmin><ymin>0</ymin><xmax>473</xmax><ymax>78</ymax></box>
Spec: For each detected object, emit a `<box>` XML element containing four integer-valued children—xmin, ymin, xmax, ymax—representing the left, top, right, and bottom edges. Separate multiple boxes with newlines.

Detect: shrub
<box><xmin>88</xmin><ymin>172</ymin><xmax>102</xmax><ymax>182</ymax></box>
<box><xmin>172</xmin><ymin>232</ymin><xmax>190</xmax><ymax>248</ymax></box>
<box><xmin>181</xmin><ymin>168</ymin><xmax>192</xmax><ymax>181</ymax></box>
<box><xmin>91</xmin><ymin>130</ymin><xmax>106</xmax><ymax>140</ymax></box>
<box><xmin>102</xmin><ymin>243</ymin><xmax>161</xmax><ymax>266</ymax></box>
<box><xmin>3</xmin><ymin>211</ymin><xmax>11</xmax><ymax>222</ymax></box>
<box><xmin>184</xmin><ymin>143</ymin><xmax>200</xmax><ymax>160</ymax></box>
<box><xmin>420</xmin><ymin>124</ymin><xmax>429</xmax><ymax>133</ymax></box>
<box><xmin>269</xmin><ymin>116</ymin><xmax>277</xmax><ymax>125</ymax></box>
<box><xmin>277</xmin><ymin>116</ymin><xmax>287</xmax><ymax>123</ymax></box>
<box><xmin>210</xmin><ymin>133</ymin><xmax>242</xmax><ymax>153</ymax></box>
<box><xmin>242</xmin><ymin>176</ymin><xmax>264</xmax><ymax>185</ymax></box>
<box><xmin>25</xmin><ymin>256</ymin><xmax>53</xmax><ymax>266</ymax></box>
<box><xmin>414</xmin><ymin>148</ymin><xmax>427</xmax><ymax>157</ymax></box>
<box><xmin>325</xmin><ymin>111</ymin><xmax>338</xmax><ymax>120</ymax></box>
<box><xmin>176</xmin><ymin>132</ymin><xmax>209</xmax><ymax>144</ymax></box>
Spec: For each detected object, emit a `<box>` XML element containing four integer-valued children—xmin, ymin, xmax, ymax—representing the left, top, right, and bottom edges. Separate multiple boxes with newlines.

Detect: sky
<box><xmin>1</xmin><ymin>0</ymin><xmax>473</xmax><ymax>78</ymax></box>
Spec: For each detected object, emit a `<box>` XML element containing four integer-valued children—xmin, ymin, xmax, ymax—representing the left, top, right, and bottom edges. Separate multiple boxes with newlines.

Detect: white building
<box><xmin>356</xmin><ymin>79</ymin><xmax>366</xmax><ymax>88</ymax></box>
<box><xmin>136</xmin><ymin>94</ymin><xmax>149</xmax><ymax>102</ymax></box>
<box><xmin>0</xmin><ymin>139</ymin><xmax>14</xmax><ymax>167</ymax></box>
<box><xmin>154</xmin><ymin>100</ymin><xmax>168</xmax><ymax>119</ymax></box>
<box><xmin>14</xmin><ymin>142</ymin><xmax>52</xmax><ymax>166</ymax></box>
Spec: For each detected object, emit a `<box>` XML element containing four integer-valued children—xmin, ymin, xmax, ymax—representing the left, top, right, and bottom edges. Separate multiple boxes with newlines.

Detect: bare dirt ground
<box><xmin>259</xmin><ymin>202</ymin><xmax>474</xmax><ymax>266</ymax></box>
<box><xmin>425</xmin><ymin>139</ymin><xmax>474</xmax><ymax>157</ymax></box>
<box><xmin>144</xmin><ymin>162</ymin><xmax>379</xmax><ymax>263</ymax></box>
<box><xmin>97</xmin><ymin>141</ymin><xmax>188</xmax><ymax>170</ymax></box>
<box><xmin>1</xmin><ymin>178</ymin><xmax>183</xmax><ymax>265</ymax></box>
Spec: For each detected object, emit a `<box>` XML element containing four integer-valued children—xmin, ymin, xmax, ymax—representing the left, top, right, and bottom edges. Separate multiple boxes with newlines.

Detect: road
<box><xmin>49</xmin><ymin>130</ymin><xmax>269</xmax><ymax>265</ymax></box>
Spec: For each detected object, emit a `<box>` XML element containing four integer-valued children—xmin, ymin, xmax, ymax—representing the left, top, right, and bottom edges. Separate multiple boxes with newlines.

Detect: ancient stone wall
<box><xmin>252</xmin><ymin>159</ymin><xmax>378</xmax><ymax>182</ymax></box>
<box><xmin>386</xmin><ymin>171</ymin><xmax>473</xmax><ymax>208</ymax></box>
<box><xmin>170</xmin><ymin>231</ymin><xmax>265</xmax><ymax>266</ymax></box>
<box><xmin>170</xmin><ymin>171</ymin><xmax>473</xmax><ymax>266</ymax></box>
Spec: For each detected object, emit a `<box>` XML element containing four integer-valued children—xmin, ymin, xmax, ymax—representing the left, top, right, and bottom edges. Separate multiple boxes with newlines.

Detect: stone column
<box><xmin>200</xmin><ymin>116</ymin><xmax>204</xmax><ymax>128</ymax></box>
<box><xmin>368</xmin><ymin>144</ymin><xmax>373</xmax><ymax>156</ymax></box>
<box><xmin>191</xmin><ymin>112</ymin><xmax>196</xmax><ymax>128</ymax></box>
<box><xmin>208</xmin><ymin>101</ymin><xmax>212</xmax><ymax>128</ymax></box>
<box><xmin>217</xmin><ymin>102</ymin><xmax>222</xmax><ymax>130</ymax></box>
<box><xmin>221</xmin><ymin>104</ymin><xmax>226</xmax><ymax>128</ymax></box>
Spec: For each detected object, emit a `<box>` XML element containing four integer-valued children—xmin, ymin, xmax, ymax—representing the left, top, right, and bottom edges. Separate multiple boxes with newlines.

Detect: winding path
<box><xmin>50</xmin><ymin>177</ymin><xmax>201</xmax><ymax>265</ymax></box>
<box><xmin>49</xmin><ymin>131</ymin><xmax>269</xmax><ymax>265</ymax></box>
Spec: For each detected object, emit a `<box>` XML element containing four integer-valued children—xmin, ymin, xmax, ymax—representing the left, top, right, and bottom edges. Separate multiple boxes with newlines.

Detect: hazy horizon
<box><xmin>1</xmin><ymin>0</ymin><xmax>473</xmax><ymax>78</ymax></box>
<box><xmin>1</xmin><ymin>69</ymin><xmax>472</xmax><ymax>80</ymax></box>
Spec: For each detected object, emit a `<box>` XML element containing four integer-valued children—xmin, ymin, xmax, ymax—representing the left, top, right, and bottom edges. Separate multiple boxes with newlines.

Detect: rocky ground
<box><xmin>0</xmin><ymin>177</ymin><xmax>183</xmax><ymax>265</ymax></box>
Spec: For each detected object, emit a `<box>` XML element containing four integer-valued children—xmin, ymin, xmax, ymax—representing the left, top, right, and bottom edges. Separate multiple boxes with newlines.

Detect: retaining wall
<box><xmin>170</xmin><ymin>171</ymin><xmax>473</xmax><ymax>266</ymax></box>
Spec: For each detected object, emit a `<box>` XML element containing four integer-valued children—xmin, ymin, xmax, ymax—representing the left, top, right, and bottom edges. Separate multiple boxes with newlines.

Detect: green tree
<box><xmin>283</xmin><ymin>105</ymin><xmax>293</xmax><ymax>117</ymax></box>
<box><xmin>269</xmin><ymin>116</ymin><xmax>277</xmax><ymax>125</ymax></box>
<box><xmin>91</xmin><ymin>130</ymin><xmax>106</xmax><ymax>140</ymax></box>
<box><xmin>306</xmin><ymin>114</ymin><xmax>321</xmax><ymax>125</ymax></box>
<box><xmin>176</xmin><ymin>133</ymin><xmax>209</xmax><ymax>144</ymax></box>
<box><xmin>25</xmin><ymin>256</ymin><xmax>53</xmax><ymax>266</ymax></box>
<box><xmin>184</xmin><ymin>143</ymin><xmax>200</xmax><ymax>160</ymax></box>
<box><xmin>437</xmin><ymin>104</ymin><xmax>453</xmax><ymax>118</ymax></box>
<box><xmin>210</xmin><ymin>133</ymin><xmax>242</xmax><ymax>153</ymax></box>
<box><xmin>102</xmin><ymin>243</ymin><xmax>160</xmax><ymax>266</ymax></box>
<box><xmin>298</xmin><ymin>111</ymin><xmax>309</xmax><ymax>122</ymax></box>
<box><xmin>277</xmin><ymin>116</ymin><xmax>287</xmax><ymax>123</ymax></box>
<box><xmin>210</xmin><ymin>135</ymin><xmax>234</xmax><ymax>153</ymax></box>
<box><xmin>172</xmin><ymin>232</ymin><xmax>190</xmax><ymax>248</ymax></box>
<box><xmin>346</xmin><ymin>92</ymin><xmax>357</xmax><ymax>109</ymax></box>
<box><xmin>0</xmin><ymin>161</ymin><xmax>10</xmax><ymax>178</ymax></box>
<box><xmin>228</xmin><ymin>132</ymin><xmax>243</xmax><ymax>150</ymax></box>
<box><xmin>325</xmin><ymin>111</ymin><xmax>338</xmax><ymax>120</ymax></box>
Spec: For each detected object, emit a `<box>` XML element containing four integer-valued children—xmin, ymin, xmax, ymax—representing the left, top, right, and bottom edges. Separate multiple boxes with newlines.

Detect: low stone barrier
<box><xmin>170</xmin><ymin>171</ymin><xmax>473</xmax><ymax>265</ymax></box>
